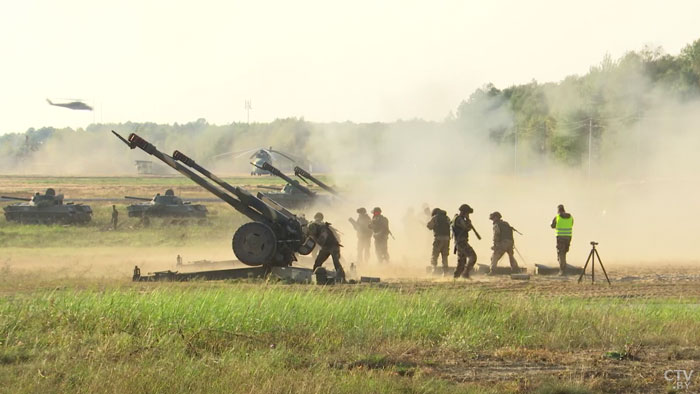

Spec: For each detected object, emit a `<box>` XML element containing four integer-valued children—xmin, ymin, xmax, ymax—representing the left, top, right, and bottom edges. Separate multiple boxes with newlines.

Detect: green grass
<box><xmin>0</xmin><ymin>203</ymin><xmax>246</xmax><ymax>248</ymax></box>
<box><xmin>1</xmin><ymin>283</ymin><xmax>698</xmax><ymax>393</ymax></box>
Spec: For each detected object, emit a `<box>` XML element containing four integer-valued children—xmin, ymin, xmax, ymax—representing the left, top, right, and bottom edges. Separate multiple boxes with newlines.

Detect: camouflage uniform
<box><xmin>370</xmin><ymin>210</ymin><xmax>390</xmax><ymax>263</ymax></box>
<box><xmin>111</xmin><ymin>206</ymin><xmax>119</xmax><ymax>230</ymax></box>
<box><xmin>349</xmin><ymin>209</ymin><xmax>372</xmax><ymax>263</ymax></box>
<box><xmin>490</xmin><ymin>216</ymin><xmax>519</xmax><ymax>272</ymax></box>
<box><xmin>427</xmin><ymin>209</ymin><xmax>450</xmax><ymax>269</ymax></box>
<box><xmin>452</xmin><ymin>214</ymin><xmax>477</xmax><ymax>278</ymax></box>
<box><xmin>308</xmin><ymin>218</ymin><xmax>346</xmax><ymax>281</ymax></box>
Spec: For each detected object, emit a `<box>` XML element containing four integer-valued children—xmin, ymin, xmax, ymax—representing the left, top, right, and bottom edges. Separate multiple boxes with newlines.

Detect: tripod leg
<box><xmin>594</xmin><ymin>249</ymin><xmax>611</xmax><ymax>285</ymax></box>
<box><xmin>577</xmin><ymin>249</ymin><xmax>594</xmax><ymax>283</ymax></box>
<box><xmin>591</xmin><ymin>248</ymin><xmax>595</xmax><ymax>283</ymax></box>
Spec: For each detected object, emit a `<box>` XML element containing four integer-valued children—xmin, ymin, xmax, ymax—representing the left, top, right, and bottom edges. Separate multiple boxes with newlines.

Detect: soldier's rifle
<box><xmin>472</xmin><ymin>227</ymin><xmax>482</xmax><ymax>240</ymax></box>
<box><xmin>510</xmin><ymin>224</ymin><xmax>523</xmax><ymax>236</ymax></box>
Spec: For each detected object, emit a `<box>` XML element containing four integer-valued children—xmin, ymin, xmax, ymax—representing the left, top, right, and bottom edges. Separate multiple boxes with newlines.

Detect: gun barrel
<box><xmin>293</xmin><ymin>166</ymin><xmax>338</xmax><ymax>196</ymax></box>
<box><xmin>172</xmin><ymin>149</ymin><xmax>291</xmax><ymax>223</ymax></box>
<box><xmin>124</xmin><ymin>196</ymin><xmax>152</xmax><ymax>201</ymax></box>
<box><xmin>260</xmin><ymin>162</ymin><xmax>315</xmax><ymax>197</ymax></box>
<box><xmin>257</xmin><ymin>185</ymin><xmax>282</xmax><ymax>191</ymax></box>
<box><xmin>112</xmin><ymin>131</ymin><xmax>267</xmax><ymax>224</ymax></box>
<box><xmin>112</xmin><ymin>130</ymin><xmax>313</xmax><ymax>268</ymax></box>
<box><xmin>1</xmin><ymin>196</ymin><xmax>32</xmax><ymax>201</ymax></box>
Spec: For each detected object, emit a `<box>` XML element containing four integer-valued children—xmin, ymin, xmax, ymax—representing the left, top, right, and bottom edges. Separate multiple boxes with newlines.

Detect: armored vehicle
<box><xmin>253</xmin><ymin>161</ymin><xmax>333</xmax><ymax>209</ymax></box>
<box><xmin>2</xmin><ymin>188</ymin><xmax>92</xmax><ymax>224</ymax></box>
<box><xmin>125</xmin><ymin>189</ymin><xmax>208</xmax><ymax>218</ymax></box>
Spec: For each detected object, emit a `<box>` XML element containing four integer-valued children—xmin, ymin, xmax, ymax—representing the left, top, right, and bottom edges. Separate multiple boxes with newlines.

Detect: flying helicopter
<box><xmin>213</xmin><ymin>147</ymin><xmax>301</xmax><ymax>175</ymax></box>
<box><xmin>46</xmin><ymin>98</ymin><xmax>93</xmax><ymax>111</ymax></box>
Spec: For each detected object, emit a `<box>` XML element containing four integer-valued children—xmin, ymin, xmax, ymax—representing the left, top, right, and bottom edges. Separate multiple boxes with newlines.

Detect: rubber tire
<box><xmin>232</xmin><ymin>222</ymin><xmax>278</xmax><ymax>266</ymax></box>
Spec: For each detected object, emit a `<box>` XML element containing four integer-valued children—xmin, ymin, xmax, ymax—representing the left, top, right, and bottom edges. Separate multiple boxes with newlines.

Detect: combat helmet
<box><xmin>357</xmin><ymin>207</ymin><xmax>367</xmax><ymax>214</ymax></box>
<box><xmin>314</xmin><ymin>212</ymin><xmax>324</xmax><ymax>221</ymax></box>
<box><xmin>372</xmin><ymin>207</ymin><xmax>382</xmax><ymax>214</ymax></box>
<box><xmin>458</xmin><ymin>204</ymin><xmax>473</xmax><ymax>214</ymax></box>
<box><xmin>431</xmin><ymin>207</ymin><xmax>442</xmax><ymax>216</ymax></box>
<box><xmin>489</xmin><ymin>211</ymin><xmax>502</xmax><ymax>221</ymax></box>
<box><xmin>165</xmin><ymin>189</ymin><xmax>175</xmax><ymax>196</ymax></box>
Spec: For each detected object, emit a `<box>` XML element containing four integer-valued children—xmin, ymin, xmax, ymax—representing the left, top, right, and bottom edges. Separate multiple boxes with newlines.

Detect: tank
<box><xmin>258</xmin><ymin>182</ymin><xmax>320</xmax><ymax>209</ymax></box>
<box><xmin>253</xmin><ymin>161</ymin><xmax>333</xmax><ymax>209</ymax></box>
<box><xmin>125</xmin><ymin>189</ymin><xmax>208</xmax><ymax>218</ymax></box>
<box><xmin>2</xmin><ymin>188</ymin><xmax>92</xmax><ymax>224</ymax></box>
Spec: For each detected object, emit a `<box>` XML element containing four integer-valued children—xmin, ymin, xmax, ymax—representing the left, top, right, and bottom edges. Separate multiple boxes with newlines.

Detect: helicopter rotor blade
<box><xmin>269</xmin><ymin>149</ymin><xmax>298</xmax><ymax>163</ymax></box>
<box><xmin>212</xmin><ymin>147</ymin><xmax>260</xmax><ymax>160</ymax></box>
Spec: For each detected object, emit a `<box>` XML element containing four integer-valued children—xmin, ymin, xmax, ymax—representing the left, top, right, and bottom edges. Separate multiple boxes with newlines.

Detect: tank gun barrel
<box><xmin>256</xmin><ymin>162</ymin><xmax>315</xmax><ymax>197</ymax></box>
<box><xmin>257</xmin><ymin>185</ymin><xmax>283</xmax><ymax>191</ymax></box>
<box><xmin>124</xmin><ymin>196</ymin><xmax>152</xmax><ymax>201</ymax></box>
<box><xmin>1</xmin><ymin>196</ymin><xmax>32</xmax><ymax>201</ymax></box>
<box><xmin>293</xmin><ymin>166</ymin><xmax>339</xmax><ymax>196</ymax></box>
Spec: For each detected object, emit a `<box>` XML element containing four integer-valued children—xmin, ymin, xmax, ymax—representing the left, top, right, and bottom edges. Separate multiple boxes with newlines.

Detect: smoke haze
<box><xmin>2</xmin><ymin>47</ymin><xmax>700</xmax><ymax>271</ymax></box>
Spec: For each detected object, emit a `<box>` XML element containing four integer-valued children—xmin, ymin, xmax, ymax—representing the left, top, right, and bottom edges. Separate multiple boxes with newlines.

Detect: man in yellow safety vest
<box><xmin>550</xmin><ymin>204</ymin><xmax>574</xmax><ymax>275</ymax></box>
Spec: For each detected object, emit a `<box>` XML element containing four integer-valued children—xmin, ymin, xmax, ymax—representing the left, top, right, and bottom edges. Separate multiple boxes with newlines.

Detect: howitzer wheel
<box><xmin>232</xmin><ymin>222</ymin><xmax>278</xmax><ymax>266</ymax></box>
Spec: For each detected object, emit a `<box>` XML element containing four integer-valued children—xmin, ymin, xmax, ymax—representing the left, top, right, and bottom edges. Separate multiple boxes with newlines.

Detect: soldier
<box><xmin>427</xmin><ymin>208</ymin><xmax>450</xmax><ymax>272</ymax></box>
<box><xmin>132</xmin><ymin>265</ymin><xmax>141</xmax><ymax>281</ymax></box>
<box><xmin>369</xmin><ymin>207</ymin><xmax>391</xmax><ymax>263</ymax></box>
<box><xmin>140</xmin><ymin>212</ymin><xmax>151</xmax><ymax>227</ymax></box>
<box><xmin>307</xmin><ymin>212</ymin><xmax>346</xmax><ymax>282</ymax></box>
<box><xmin>111</xmin><ymin>205</ymin><xmax>119</xmax><ymax>230</ymax></box>
<box><xmin>489</xmin><ymin>212</ymin><xmax>520</xmax><ymax>273</ymax></box>
<box><xmin>551</xmin><ymin>204</ymin><xmax>574</xmax><ymax>275</ymax></box>
<box><xmin>348</xmin><ymin>207</ymin><xmax>372</xmax><ymax>263</ymax></box>
<box><xmin>452</xmin><ymin>204</ymin><xmax>479</xmax><ymax>278</ymax></box>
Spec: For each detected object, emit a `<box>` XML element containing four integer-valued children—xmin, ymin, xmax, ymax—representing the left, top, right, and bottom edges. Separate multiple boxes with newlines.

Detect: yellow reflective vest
<box><xmin>555</xmin><ymin>215</ymin><xmax>573</xmax><ymax>237</ymax></box>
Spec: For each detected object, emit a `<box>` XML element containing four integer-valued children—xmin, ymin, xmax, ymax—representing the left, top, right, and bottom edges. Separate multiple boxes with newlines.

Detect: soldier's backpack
<box><xmin>498</xmin><ymin>221</ymin><xmax>514</xmax><ymax>241</ymax></box>
<box><xmin>435</xmin><ymin>213</ymin><xmax>451</xmax><ymax>236</ymax></box>
<box><xmin>317</xmin><ymin>222</ymin><xmax>341</xmax><ymax>247</ymax></box>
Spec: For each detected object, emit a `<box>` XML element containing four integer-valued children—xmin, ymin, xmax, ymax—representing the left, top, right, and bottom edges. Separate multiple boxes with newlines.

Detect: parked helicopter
<box><xmin>46</xmin><ymin>98</ymin><xmax>93</xmax><ymax>111</ymax></box>
<box><xmin>213</xmin><ymin>146</ymin><xmax>301</xmax><ymax>175</ymax></box>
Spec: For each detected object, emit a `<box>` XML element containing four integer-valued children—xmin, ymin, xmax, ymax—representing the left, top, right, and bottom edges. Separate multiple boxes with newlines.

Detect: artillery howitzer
<box><xmin>2</xmin><ymin>188</ymin><xmax>92</xmax><ymax>224</ymax></box>
<box><xmin>112</xmin><ymin>131</ymin><xmax>315</xmax><ymax>268</ymax></box>
<box><xmin>124</xmin><ymin>189</ymin><xmax>208</xmax><ymax>218</ymax></box>
<box><xmin>294</xmin><ymin>166</ymin><xmax>339</xmax><ymax>196</ymax></box>
<box><xmin>252</xmin><ymin>161</ymin><xmax>338</xmax><ymax>208</ymax></box>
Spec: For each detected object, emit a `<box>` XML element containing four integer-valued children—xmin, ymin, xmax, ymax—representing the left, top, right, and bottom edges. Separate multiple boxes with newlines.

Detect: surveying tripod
<box><xmin>577</xmin><ymin>241</ymin><xmax>611</xmax><ymax>285</ymax></box>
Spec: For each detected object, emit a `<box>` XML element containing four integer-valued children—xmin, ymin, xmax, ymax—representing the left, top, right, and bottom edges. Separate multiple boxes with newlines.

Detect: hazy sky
<box><xmin>1</xmin><ymin>0</ymin><xmax>700</xmax><ymax>134</ymax></box>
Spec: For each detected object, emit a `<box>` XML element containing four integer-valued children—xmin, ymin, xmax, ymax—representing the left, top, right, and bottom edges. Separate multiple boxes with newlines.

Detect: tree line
<box><xmin>2</xmin><ymin>38</ymin><xmax>699</xmax><ymax>173</ymax></box>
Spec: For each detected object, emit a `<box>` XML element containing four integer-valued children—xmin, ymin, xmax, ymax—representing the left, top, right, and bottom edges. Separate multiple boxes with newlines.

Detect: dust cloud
<box><xmin>305</xmin><ymin>101</ymin><xmax>700</xmax><ymax>273</ymax></box>
<box><xmin>3</xmin><ymin>67</ymin><xmax>700</xmax><ymax>275</ymax></box>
